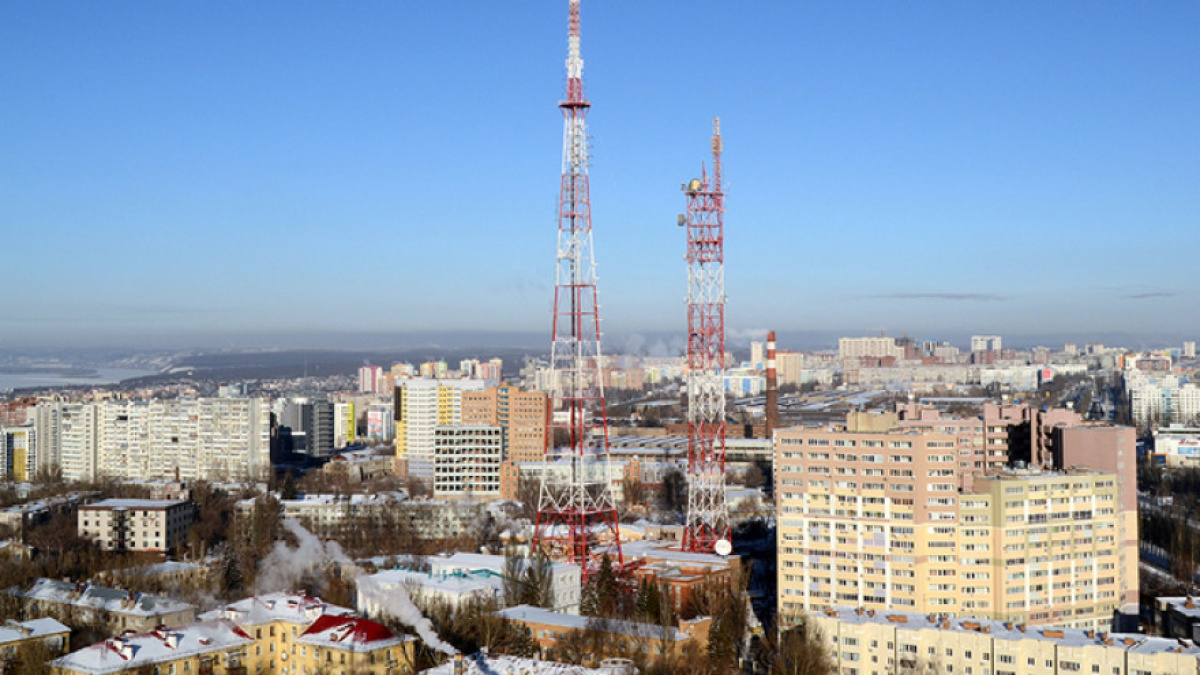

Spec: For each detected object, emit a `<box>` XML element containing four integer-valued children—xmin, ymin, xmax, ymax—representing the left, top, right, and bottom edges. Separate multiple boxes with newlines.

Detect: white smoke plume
<box><xmin>256</xmin><ymin>519</ymin><xmax>457</xmax><ymax>655</ymax></box>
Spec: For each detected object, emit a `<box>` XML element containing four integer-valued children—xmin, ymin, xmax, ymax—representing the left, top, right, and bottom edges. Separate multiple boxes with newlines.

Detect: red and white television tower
<box><xmin>532</xmin><ymin>0</ymin><xmax>623</xmax><ymax>581</ymax></box>
<box><xmin>682</xmin><ymin>118</ymin><xmax>731</xmax><ymax>554</ymax></box>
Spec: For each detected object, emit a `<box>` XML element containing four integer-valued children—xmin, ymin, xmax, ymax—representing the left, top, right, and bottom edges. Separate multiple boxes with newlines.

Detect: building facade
<box><xmin>776</xmin><ymin>426</ymin><xmax>1134</xmax><ymax>630</ymax></box>
<box><xmin>78</xmin><ymin>499</ymin><xmax>195</xmax><ymax>554</ymax></box>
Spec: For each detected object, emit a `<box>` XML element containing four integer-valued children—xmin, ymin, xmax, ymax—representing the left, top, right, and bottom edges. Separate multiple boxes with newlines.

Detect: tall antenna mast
<box><xmin>533</xmin><ymin>0</ymin><xmax>623</xmax><ymax>581</ymax></box>
<box><xmin>682</xmin><ymin>118</ymin><xmax>731</xmax><ymax>554</ymax></box>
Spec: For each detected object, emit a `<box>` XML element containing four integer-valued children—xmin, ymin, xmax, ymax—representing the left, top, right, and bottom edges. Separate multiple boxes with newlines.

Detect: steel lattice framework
<box><xmin>682</xmin><ymin>119</ymin><xmax>731</xmax><ymax>554</ymax></box>
<box><xmin>532</xmin><ymin>0</ymin><xmax>623</xmax><ymax>582</ymax></box>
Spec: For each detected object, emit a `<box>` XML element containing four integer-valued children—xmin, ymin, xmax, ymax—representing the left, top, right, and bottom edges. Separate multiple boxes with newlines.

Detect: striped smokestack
<box><xmin>766</xmin><ymin>330</ymin><xmax>779</xmax><ymax>438</ymax></box>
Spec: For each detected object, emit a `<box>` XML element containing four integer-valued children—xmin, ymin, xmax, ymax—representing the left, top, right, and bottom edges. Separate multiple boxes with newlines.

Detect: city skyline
<box><xmin>3</xmin><ymin>2</ymin><xmax>1197</xmax><ymax>348</ymax></box>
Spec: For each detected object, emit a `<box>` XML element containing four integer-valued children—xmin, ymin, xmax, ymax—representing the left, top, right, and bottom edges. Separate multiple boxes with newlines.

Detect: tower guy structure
<box><xmin>532</xmin><ymin>0</ymin><xmax>623</xmax><ymax>581</ymax></box>
<box><xmin>682</xmin><ymin>119</ymin><xmax>731</xmax><ymax>554</ymax></box>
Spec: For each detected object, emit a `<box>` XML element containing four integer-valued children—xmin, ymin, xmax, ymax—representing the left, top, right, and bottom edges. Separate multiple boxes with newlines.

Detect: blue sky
<box><xmin>2</xmin><ymin>1</ymin><xmax>1197</xmax><ymax>350</ymax></box>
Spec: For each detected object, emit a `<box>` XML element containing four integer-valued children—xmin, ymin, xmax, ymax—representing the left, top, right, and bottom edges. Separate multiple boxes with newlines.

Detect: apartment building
<box><xmin>776</xmin><ymin>426</ymin><xmax>1134</xmax><ymax>630</ymax></box>
<box><xmin>0</xmin><ymin>617</ymin><xmax>70</xmax><ymax>663</ymax></box>
<box><xmin>432</xmin><ymin>426</ymin><xmax>502</xmax><ymax>498</ymax></box>
<box><xmin>810</xmin><ymin>606</ymin><xmax>1200</xmax><ymax>675</ymax></box>
<box><xmin>19</xmin><ymin>578</ymin><xmax>196</xmax><ymax>634</ymax></box>
<box><xmin>393</xmin><ymin>379</ymin><xmax>485</xmax><ymax>478</ymax></box>
<box><xmin>461</xmin><ymin>384</ymin><xmax>548</xmax><ymax>463</ymax></box>
<box><xmin>0</xmin><ymin>424</ymin><xmax>35</xmax><ymax>481</ymax></box>
<box><xmin>838</xmin><ymin>337</ymin><xmax>905</xmax><ymax>362</ymax></box>
<box><xmin>34</xmin><ymin>398</ymin><xmax>271</xmax><ymax>482</ymax></box>
<box><xmin>49</xmin><ymin>620</ymin><xmax>256</xmax><ymax>675</ymax></box>
<box><xmin>78</xmin><ymin>499</ymin><xmax>195</xmax><ymax>554</ymax></box>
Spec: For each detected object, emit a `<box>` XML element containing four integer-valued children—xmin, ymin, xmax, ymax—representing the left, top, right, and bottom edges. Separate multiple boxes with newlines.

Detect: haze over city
<box><xmin>3</xmin><ymin>1</ymin><xmax>1197</xmax><ymax>350</ymax></box>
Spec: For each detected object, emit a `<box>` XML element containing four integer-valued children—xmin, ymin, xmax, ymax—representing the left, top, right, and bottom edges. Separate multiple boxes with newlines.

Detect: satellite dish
<box><xmin>714</xmin><ymin>539</ymin><xmax>732</xmax><ymax>556</ymax></box>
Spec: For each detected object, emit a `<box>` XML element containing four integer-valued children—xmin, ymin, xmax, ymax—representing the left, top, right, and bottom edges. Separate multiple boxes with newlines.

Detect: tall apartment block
<box><xmin>0</xmin><ymin>425</ymin><xmax>35</xmax><ymax>481</ymax></box>
<box><xmin>461</xmin><ymin>384</ymin><xmax>548</xmax><ymax>463</ymax></box>
<box><xmin>776</xmin><ymin>425</ymin><xmax>1136</xmax><ymax>631</ymax></box>
<box><xmin>393</xmin><ymin>379</ymin><xmax>485</xmax><ymax>478</ymax></box>
<box><xmin>33</xmin><ymin>398</ymin><xmax>270</xmax><ymax>482</ymax></box>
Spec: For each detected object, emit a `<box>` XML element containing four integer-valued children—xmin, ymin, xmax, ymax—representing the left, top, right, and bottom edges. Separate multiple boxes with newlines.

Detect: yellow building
<box><xmin>50</xmin><ymin>620</ymin><xmax>256</xmax><ymax>675</ymax></box>
<box><xmin>809</xmin><ymin>606</ymin><xmax>1200</xmax><ymax>675</ymax></box>
<box><xmin>0</xmin><ymin>617</ymin><xmax>70</xmax><ymax>669</ymax></box>
<box><xmin>200</xmin><ymin>593</ymin><xmax>355</xmax><ymax>674</ymax></box>
<box><xmin>776</xmin><ymin>426</ymin><xmax>1133</xmax><ymax>630</ymax></box>
<box><xmin>2</xmin><ymin>425</ymin><xmax>35</xmax><ymax>482</ymax></box>
<box><xmin>393</xmin><ymin>380</ymin><xmax>484</xmax><ymax>478</ymax></box>
<box><xmin>289</xmin><ymin>615</ymin><xmax>413</xmax><ymax>675</ymax></box>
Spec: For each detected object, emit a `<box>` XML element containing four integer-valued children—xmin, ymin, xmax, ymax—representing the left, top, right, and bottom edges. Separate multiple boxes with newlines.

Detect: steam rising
<box><xmin>257</xmin><ymin>519</ymin><xmax>457</xmax><ymax>655</ymax></box>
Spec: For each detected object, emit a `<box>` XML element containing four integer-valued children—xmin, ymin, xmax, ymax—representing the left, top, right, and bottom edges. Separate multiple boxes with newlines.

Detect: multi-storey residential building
<box><xmin>58</xmin><ymin>403</ymin><xmax>100</xmax><ymax>482</ymax></box>
<box><xmin>393</xmin><ymin>379</ymin><xmax>484</xmax><ymax>478</ymax></box>
<box><xmin>776</xmin><ymin>425</ymin><xmax>1134</xmax><ymax>630</ymax></box>
<box><xmin>19</xmin><ymin>578</ymin><xmax>196</xmax><ymax>634</ymax></box>
<box><xmin>333</xmin><ymin>401</ymin><xmax>356</xmax><ymax>448</ymax></box>
<box><xmin>78</xmin><ymin>499</ymin><xmax>195</xmax><ymax>554</ymax></box>
<box><xmin>291</xmin><ymin>615</ymin><xmax>410</xmax><ymax>675</ymax></box>
<box><xmin>810</xmin><ymin>606</ymin><xmax>1200</xmax><ymax>675</ymax></box>
<box><xmin>0</xmin><ymin>617</ymin><xmax>70</xmax><ymax>665</ymax></box>
<box><xmin>838</xmin><ymin>337</ymin><xmax>904</xmax><ymax>362</ymax></box>
<box><xmin>49</xmin><ymin>620</ymin><xmax>256</xmax><ymax>675</ymax></box>
<box><xmin>34</xmin><ymin>398</ymin><xmax>270</xmax><ymax>482</ymax></box>
<box><xmin>0</xmin><ymin>424</ymin><xmax>35</xmax><ymax>481</ymax></box>
<box><xmin>277</xmin><ymin>397</ymin><xmax>335</xmax><ymax>459</ymax></box>
<box><xmin>461</xmin><ymin>385</ymin><xmax>548</xmax><ymax>463</ymax></box>
<box><xmin>432</xmin><ymin>426</ymin><xmax>502</xmax><ymax>498</ymax></box>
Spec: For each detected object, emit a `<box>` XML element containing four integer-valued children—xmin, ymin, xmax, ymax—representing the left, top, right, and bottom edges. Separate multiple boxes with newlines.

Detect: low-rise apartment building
<box><xmin>17</xmin><ymin>579</ymin><xmax>196</xmax><ymax>634</ymax></box>
<box><xmin>50</xmin><ymin>620</ymin><xmax>256</xmax><ymax>675</ymax></box>
<box><xmin>810</xmin><ymin>606</ymin><xmax>1200</xmax><ymax>675</ymax></box>
<box><xmin>0</xmin><ymin>617</ymin><xmax>70</xmax><ymax>667</ymax></box>
<box><xmin>78</xmin><ymin>499</ymin><xmax>194</xmax><ymax>554</ymax></box>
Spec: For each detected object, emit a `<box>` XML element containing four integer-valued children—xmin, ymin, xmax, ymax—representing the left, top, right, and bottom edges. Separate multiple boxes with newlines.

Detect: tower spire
<box><xmin>682</xmin><ymin>117</ymin><xmax>731</xmax><ymax>554</ymax></box>
<box><xmin>533</xmin><ymin>0</ymin><xmax>623</xmax><ymax>582</ymax></box>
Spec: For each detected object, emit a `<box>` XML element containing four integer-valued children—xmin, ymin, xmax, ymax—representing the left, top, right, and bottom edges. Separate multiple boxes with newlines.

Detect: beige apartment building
<box><xmin>776</xmin><ymin>426</ymin><xmax>1135</xmax><ymax>630</ymax></box>
<box><xmin>810</xmin><ymin>606</ymin><xmax>1200</xmax><ymax>675</ymax></box>
<box><xmin>461</xmin><ymin>384</ymin><xmax>548</xmax><ymax>462</ymax></box>
<box><xmin>78</xmin><ymin>498</ymin><xmax>194</xmax><ymax>554</ymax></box>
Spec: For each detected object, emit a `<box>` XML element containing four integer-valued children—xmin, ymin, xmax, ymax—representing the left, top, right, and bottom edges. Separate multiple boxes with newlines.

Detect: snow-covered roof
<box><xmin>296</xmin><ymin>615</ymin><xmax>409</xmax><ymax>652</ymax></box>
<box><xmin>20</xmin><ymin>579</ymin><xmax>194</xmax><ymax>617</ymax></box>
<box><xmin>198</xmin><ymin>592</ymin><xmax>354</xmax><ymax>626</ymax></box>
<box><xmin>430</xmin><ymin>552</ymin><xmax>579</xmax><ymax>576</ymax></box>
<box><xmin>80</xmin><ymin>498</ymin><xmax>188</xmax><ymax>511</ymax></box>
<box><xmin>366</xmin><ymin>569</ymin><xmax>501</xmax><ymax>597</ymax></box>
<box><xmin>0</xmin><ymin>617</ymin><xmax>69</xmax><ymax>645</ymax></box>
<box><xmin>51</xmin><ymin>620</ymin><xmax>253</xmax><ymax>675</ymax></box>
<box><xmin>621</xmin><ymin>541</ymin><xmax>732</xmax><ymax>566</ymax></box>
<box><xmin>420</xmin><ymin>653</ymin><xmax>610</xmax><ymax>674</ymax></box>
<box><xmin>818</xmin><ymin>606</ymin><xmax>1200</xmax><ymax>656</ymax></box>
<box><xmin>495</xmin><ymin>605</ymin><xmax>691</xmax><ymax>643</ymax></box>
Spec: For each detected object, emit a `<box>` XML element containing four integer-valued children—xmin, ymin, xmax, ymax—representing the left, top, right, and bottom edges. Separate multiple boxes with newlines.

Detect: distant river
<box><xmin>0</xmin><ymin>367</ymin><xmax>158</xmax><ymax>393</ymax></box>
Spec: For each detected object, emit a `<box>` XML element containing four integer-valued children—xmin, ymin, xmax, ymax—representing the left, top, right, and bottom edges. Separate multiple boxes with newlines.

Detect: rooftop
<box><xmin>496</xmin><ymin>605</ymin><xmax>691</xmax><ymax>643</ymax></box>
<box><xmin>81</xmin><ymin>499</ymin><xmax>188</xmax><ymax>511</ymax></box>
<box><xmin>198</xmin><ymin>592</ymin><xmax>354</xmax><ymax>626</ymax></box>
<box><xmin>50</xmin><ymin>620</ymin><xmax>252</xmax><ymax>675</ymax></box>
<box><xmin>297</xmin><ymin>615</ymin><xmax>409</xmax><ymax>652</ymax></box>
<box><xmin>420</xmin><ymin>653</ymin><xmax>610</xmax><ymax>674</ymax></box>
<box><xmin>0</xmin><ymin>617</ymin><xmax>70</xmax><ymax>645</ymax></box>
<box><xmin>817</xmin><ymin>606</ymin><xmax>1200</xmax><ymax>656</ymax></box>
<box><xmin>18</xmin><ymin>579</ymin><xmax>194</xmax><ymax>617</ymax></box>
